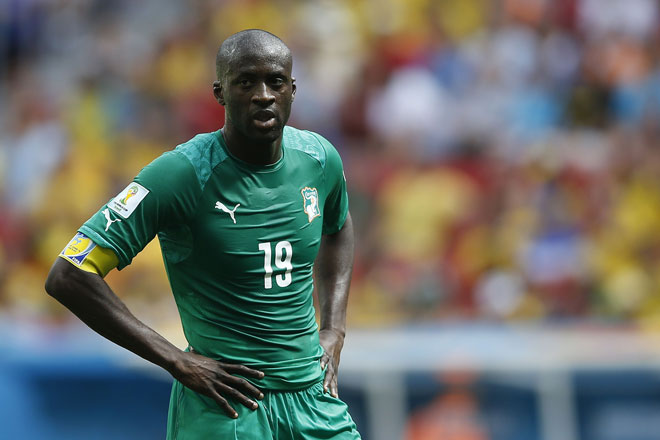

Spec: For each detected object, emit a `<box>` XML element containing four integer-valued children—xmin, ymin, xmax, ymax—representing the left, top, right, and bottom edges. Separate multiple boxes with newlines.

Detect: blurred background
<box><xmin>4</xmin><ymin>0</ymin><xmax>660</xmax><ymax>439</ymax></box>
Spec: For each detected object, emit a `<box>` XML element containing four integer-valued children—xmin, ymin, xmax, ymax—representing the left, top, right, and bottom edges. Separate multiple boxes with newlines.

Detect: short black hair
<box><xmin>215</xmin><ymin>29</ymin><xmax>291</xmax><ymax>80</ymax></box>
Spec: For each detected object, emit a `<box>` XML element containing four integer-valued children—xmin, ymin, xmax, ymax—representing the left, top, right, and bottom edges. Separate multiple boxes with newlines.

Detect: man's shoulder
<box><xmin>173</xmin><ymin>130</ymin><xmax>224</xmax><ymax>162</ymax></box>
<box><xmin>171</xmin><ymin>130</ymin><xmax>228</xmax><ymax>188</ymax></box>
<box><xmin>283</xmin><ymin>126</ymin><xmax>336</xmax><ymax>168</ymax></box>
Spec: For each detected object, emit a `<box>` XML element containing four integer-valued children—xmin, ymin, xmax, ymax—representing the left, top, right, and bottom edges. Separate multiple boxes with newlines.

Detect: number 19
<box><xmin>258</xmin><ymin>241</ymin><xmax>293</xmax><ymax>289</ymax></box>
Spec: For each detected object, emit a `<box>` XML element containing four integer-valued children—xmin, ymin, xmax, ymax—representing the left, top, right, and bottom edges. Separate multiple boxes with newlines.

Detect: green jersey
<box><xmin>80</xmin><ymin>126</ymin><xmax>349</xmax><ymax>390</ymax></box>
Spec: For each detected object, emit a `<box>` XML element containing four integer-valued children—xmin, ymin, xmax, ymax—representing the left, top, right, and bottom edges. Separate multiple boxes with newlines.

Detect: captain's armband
<box><xmin>59</xmin><ymin>232</ymin><xmax>119</xmax><ymax>277</ymax></box>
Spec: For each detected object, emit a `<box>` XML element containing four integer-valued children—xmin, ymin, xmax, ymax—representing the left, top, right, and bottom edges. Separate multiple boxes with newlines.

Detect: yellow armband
<box><xmin>59</xmin><ymin>232</ymin><xmax>119</xmax><ymax>278</ymax></box>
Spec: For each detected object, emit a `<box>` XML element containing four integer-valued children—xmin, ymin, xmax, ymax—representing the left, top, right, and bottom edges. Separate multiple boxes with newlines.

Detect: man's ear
<box><xmin>291</xmin><ymin>77</ymin><xmax>296</xmax><ymax>102</ymax></box>
<box><xmin>213</xmin><ymin>80</ymin><xmax>225</xmax><ymax>105</ymax></box>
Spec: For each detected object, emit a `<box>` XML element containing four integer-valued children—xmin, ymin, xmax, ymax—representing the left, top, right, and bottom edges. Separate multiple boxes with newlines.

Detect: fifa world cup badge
<box><xmin>109</xmin><ymin>182</ymin><xmax>150</xmax><ymax>218</ymax></box>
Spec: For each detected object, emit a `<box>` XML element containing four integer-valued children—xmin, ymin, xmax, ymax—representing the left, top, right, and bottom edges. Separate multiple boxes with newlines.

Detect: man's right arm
<box><xmin>45</xmin><ymin>258</ymin><xmax>264</xmax><ymax>418</ymax></box>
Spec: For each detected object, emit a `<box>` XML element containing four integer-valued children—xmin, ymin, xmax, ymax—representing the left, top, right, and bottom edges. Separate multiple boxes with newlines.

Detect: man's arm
<box><xmin>45</xmin><ymin>258</ymin><xmax>264</xmax><ymax>418</ymax></box>
<box><xmin>315</xmin><ymin>212</ymin><xmax>354</xmax><ymax>397</ymax></box>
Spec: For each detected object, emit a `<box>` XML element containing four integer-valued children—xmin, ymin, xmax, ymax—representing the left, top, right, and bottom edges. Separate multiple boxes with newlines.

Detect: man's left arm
<box><xmin>316</xmin><ymin>212</ymin><xmax>354</xmax><ymax>397</ymax></box>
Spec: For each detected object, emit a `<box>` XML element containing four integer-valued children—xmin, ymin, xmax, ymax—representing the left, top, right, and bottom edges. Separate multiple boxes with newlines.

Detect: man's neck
<box><xmin>221</xmin><ymin>126</ymin><xmax>283</xmax><ymax>166</ymax></box>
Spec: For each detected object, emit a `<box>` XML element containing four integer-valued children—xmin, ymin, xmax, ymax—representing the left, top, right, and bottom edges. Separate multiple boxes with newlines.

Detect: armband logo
<box><xmin>60</xmin><ymin>232</ymin><xmax>96</xmax><ymax>266</ymax></box>
<box><xmin>109</xmin><ymin>182</ymin><xmax>149</xmax><ymax>218</ymax></box>
<box><xmin>301</xmin><ymin>187</ymin><xmax>320</xmax><ymax>223</ymax></box>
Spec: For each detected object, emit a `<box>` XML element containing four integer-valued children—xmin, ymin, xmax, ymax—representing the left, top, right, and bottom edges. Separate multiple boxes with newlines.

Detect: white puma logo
<box><xmin>215</xmin><ymin>201</ymin><xmax>240</xmax><ymax>224</ymax></box>
<box><xmin>102</xmin><ymin>208</ymin><xmax>121</xmax><ymax>231</ymax></box>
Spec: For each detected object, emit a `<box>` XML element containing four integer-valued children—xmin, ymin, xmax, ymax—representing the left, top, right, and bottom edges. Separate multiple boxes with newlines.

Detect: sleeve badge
<box><xmin>60</xmin><ymin>232</ymin><xmax>97</xmax><ymax>266</ymax></box>
<box><xmin>109</xmin><ymin>182</ymin><xmax>149</xmax><ymax>218</ymax></box>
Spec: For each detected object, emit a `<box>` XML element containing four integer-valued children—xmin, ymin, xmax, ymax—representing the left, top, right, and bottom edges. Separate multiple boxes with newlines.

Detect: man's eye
<box><xmin>239</xmin><ymin>79</ymin><xmax>251</xmax><ymax>86</ymax></box>
<box><xmin>271</xmin><ymin>78</ymin><xmax>284</xmax><ymax>86</ymax></box>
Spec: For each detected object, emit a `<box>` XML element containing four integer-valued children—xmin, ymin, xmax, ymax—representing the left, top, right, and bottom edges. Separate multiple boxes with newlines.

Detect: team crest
<box><xmin>301</xmin><ymin>187</ymin><xmax>320</xmax><ymax>223</ymax></box>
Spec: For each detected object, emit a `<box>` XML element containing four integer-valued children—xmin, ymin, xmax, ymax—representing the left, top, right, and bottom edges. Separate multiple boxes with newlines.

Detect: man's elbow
<box><xmin>45</xmin><ymin>259</ymin><xmax>73</xmax><ymax>301</ymax></box>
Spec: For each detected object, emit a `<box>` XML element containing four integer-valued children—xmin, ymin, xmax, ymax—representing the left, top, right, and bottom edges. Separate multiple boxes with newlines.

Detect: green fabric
<box><xmin>79</xmin><ymin>126</ymin><xmax>349</xmax><ymax>391</ymax></box>
<box><xmin>166</xmin><ymin>379</ymin><xmax>361</xmax><ymax>440</ymax></box>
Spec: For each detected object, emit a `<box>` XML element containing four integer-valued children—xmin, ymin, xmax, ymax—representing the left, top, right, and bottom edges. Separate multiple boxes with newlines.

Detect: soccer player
<box><xmin>45</xmin><ymin>29</ymin><xmax>361</xmax><ymax>439</ymax></box>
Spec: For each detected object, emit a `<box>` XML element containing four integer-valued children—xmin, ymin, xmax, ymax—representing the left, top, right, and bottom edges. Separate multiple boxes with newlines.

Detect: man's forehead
<box><xmin>233</xmin><ymin>42</ymin><xmax>288</xmax><ymax>61</ymax></box>
<box><xmin>227</xmin><ymin>49</ymin><xmax>291</xmax><ymax>73</ymax></box>
<box><xmin>216</xmin><ymin>31</ymin><xmax>292</xmax><ymax>80</ymax></box>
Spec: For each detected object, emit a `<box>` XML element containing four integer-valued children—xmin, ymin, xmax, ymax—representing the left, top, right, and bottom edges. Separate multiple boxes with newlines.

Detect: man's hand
<box><xmin>46</xmin><ymin>259</ymin><xmax>264</xmax><ymax>420</ymax></box>
<box><xmin>319</xmin><ymin>328</ymin><xmax>345</xmax><ymax>398</ymax></box>
<box><xmin>172</xmin><ymin>350</ymin><xmax>265</xmax><ymax>419</ymax></box>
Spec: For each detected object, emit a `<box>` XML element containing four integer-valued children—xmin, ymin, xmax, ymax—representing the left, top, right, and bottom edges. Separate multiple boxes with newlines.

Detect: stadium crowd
<box><xmin>3</xmin><ymin>0</ymin><xmax>660</xmax><ymax>334</ymax></box>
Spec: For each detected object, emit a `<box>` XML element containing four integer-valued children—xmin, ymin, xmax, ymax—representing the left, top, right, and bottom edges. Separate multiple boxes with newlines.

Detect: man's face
<box><xmin>216</xmin><ymin>48</ymin><xmax>296</xmax><ymax>143</ymax></box>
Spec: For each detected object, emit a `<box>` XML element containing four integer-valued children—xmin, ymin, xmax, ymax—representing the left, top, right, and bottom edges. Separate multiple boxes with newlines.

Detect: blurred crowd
<box><xmin>3</xmin><ymin>0</ymin><xmax>660</xmax><ymax>333</ymax></box>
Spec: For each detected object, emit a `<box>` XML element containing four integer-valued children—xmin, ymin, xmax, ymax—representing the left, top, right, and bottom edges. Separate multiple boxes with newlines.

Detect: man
<box><xmin>45</xmin><ymin>29</ymin><xmax>361</xmax><ymax>439</ymax></box>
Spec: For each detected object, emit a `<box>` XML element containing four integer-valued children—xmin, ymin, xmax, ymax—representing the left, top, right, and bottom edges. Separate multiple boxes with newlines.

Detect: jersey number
<box><xmin>258</xmin><ymin>241</ymin><xmax>293</xmax><ymax>289</ymax></box>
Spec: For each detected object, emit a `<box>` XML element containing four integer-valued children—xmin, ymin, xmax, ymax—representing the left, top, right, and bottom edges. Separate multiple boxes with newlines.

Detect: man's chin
<box><xmin>249</xmin><ymin>126</ymin><xmax>283</xmax><ymax>143</ymax></box>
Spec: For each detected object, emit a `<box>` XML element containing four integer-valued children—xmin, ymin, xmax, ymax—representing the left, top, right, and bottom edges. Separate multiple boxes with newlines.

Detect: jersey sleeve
<box><xmin>59</xmin><ymin>232</ymin><xmax>119</xmax><ymax>277</ymax></box>
<box><xmin>79</xmin><ymin>151</ymin><xmax>201</xmax><ymax>270</ymax></box>
<box><xmin>317</xmin><ymin>136</ymin><xmax>349</xmax><ymax>235</ymax></box>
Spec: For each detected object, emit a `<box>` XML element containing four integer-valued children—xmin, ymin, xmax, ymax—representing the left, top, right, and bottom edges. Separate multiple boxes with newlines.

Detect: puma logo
<box><xmin>215</xmin><ymin>201</ymin><xmax>240</xmax><ymax>224</ymax></box>
<box><xmin>102</xmin><ymin>208</ymin><xmax>121</xmax><ymax>231</ymax></box>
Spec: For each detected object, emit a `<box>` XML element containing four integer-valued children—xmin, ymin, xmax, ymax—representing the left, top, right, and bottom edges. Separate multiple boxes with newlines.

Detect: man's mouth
<box><xmin>252</xmin><ymin>110</ymin><xmax>278</xmax><ymax>130</ymax></box>
<box><xmin>253</xmin><ymin>110</ymin><xmax>276</xmax><ymax>122</ymax></box>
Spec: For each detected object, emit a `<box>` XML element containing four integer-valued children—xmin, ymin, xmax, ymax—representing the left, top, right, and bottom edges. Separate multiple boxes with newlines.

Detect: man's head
<box><xmin>213</xmin><ymin>29</ymin><xmax>296</xmax><ymax>144</ymax></box>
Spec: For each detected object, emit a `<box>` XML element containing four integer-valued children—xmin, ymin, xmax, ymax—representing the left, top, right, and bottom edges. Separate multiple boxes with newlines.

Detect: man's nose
<box><xmin>252</xmin><ymin>82</ymin><xmax>275</xmax><ymax>105</ymax></box>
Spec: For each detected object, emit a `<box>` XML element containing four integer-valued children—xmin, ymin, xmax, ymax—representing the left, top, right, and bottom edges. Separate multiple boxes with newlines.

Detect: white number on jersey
<box><xmin>259</xmin><ymin>241</ymin><xmax>293</xmax><ymax>289</ymax></box>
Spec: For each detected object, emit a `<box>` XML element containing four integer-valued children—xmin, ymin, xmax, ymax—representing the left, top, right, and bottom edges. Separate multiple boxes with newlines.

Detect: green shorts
<box><xmin>166</xmin><ymin>379</ymin><xmax>361</xmax><ymax>439</ymax></box>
